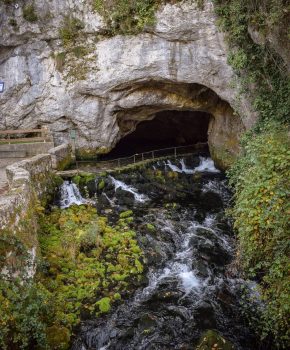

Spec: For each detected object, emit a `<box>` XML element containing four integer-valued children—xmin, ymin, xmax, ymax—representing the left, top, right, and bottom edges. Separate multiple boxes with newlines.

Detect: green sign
<box><xmin>70</xmin><ymin>129</ymin><xmax>76</xmax><ymax>140</ymax></box>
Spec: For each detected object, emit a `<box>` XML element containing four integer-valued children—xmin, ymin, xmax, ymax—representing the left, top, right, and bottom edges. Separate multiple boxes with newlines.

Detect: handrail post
<box><xmin>174</xmin><ymin>147</ymin><xmax>177</xmax><ymax>159</ymax></box>
<box><xmin>142</xmin><ymin>153</ymin><xmax>144</xmax><ymax>161</ymax></box>
<box><xmin>133</xmin><ymin>155</ymin><xmax>136</xmax><ymax>163</ymax></box>
<box><xmin>152</xmin><ymin>151</ymin><xmax>154</xmax><ymax>160</ymax></box>
<box><xmin>118</xmin><ymin>159</ymin><xmax>120</xmax><ymax>167</ymax></box>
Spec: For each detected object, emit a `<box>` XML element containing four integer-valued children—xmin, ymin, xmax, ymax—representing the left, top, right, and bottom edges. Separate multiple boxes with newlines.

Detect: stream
<box><xmin>59</xmin><ymin>154</ymin><xmax>258</xmax><ymax>350</ymax></box>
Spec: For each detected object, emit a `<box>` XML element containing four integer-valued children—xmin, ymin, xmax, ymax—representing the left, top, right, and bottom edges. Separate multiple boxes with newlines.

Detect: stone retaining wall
<box><xmin>0</xmin><ymin>143</ymin><xmax>71</xmax><ymax>277</ymax></box>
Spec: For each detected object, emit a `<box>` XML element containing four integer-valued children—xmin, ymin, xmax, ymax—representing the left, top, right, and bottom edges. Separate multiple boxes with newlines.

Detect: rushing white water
<box><xmin>166</xmin><ymin>157</ymin><xmax>220</xmax><ymax>174</ymax></box>
<box><xmin>109</xmin><ymin>176</ymin><xmax>149</xmax><ymax>202</ymax></box>
<box><xmin>166</xmin><ymin>160</ymin><xmax>183</xmax><ymax>173</ymax></box>
<box><xmin>180</xmin><ymin>158</ymin><xmax>195</xmax><ymax>174</ymax></box>
<box><xmin>59</xmin><ymin>180</ymin><xmax>86</xmax><ymax>208</ymax></box>
<box><xmin>194</xmin><ymin>156</ymin><xmax>220</xmax><ymax>173</ymax></box>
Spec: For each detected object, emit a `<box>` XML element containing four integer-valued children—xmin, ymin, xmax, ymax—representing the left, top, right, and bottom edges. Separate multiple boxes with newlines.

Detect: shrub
<box><xmin>228</xmin><ymin>122</ymin><xmax>290</xmax><ymax>347</ymax></box>
<box><xmin>94</xmin><ymin>0</ymin><xmax>158</xmax><ymax>35</ymax></box>
<box><xmin>23</xmin><ymin>4</ymin><xmax>38</xmax><ymax>22</ymax></box>
<box><xmin>0</xmin><ymin>279</ymin><xmax>50</xmax><ymax>350</ymax></box>
<box><xmin>59</xmin><ymin>16</ymin><xmax>84</xmax><ymax>47</ymax></box>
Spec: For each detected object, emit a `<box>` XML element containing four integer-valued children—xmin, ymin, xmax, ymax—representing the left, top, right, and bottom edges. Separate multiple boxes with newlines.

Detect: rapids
<box><xmin>61</xmin><ymin>155</ymin><xmax>258</xmax><ymax>350</ymax></box>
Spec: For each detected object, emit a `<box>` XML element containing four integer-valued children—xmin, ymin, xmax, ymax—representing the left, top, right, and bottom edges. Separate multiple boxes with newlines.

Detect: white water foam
<box><xmin>179</xmin><ymin>270</ymin><xmax>200</xmax><ymax>292</ymax></box>
<box><xmin>194</xmin><ymin>157</ymin><xmax>220</xmax><ymax>173</ymax></box>
<box><xmin>166</xmin><ymin>157</ymin><xmax>220</xmax><ymax>174</ymax></box>
<box><xmin>109</xmin><ymin>176</ymin><xmax>149</xmax><ymax>202</ymax></box>
<box><xmin>59</xmin><ymin>181</ymin><xmax>86</xmax><ymax>208</ymax></box>
<box><xmin>166</xmin><ymin>160</ymin><xmax>183</xmax><ymax>173</ymax></box>
<box><xmin>180</xmin><ymin>159</ymin><xmax>195</xmax><ymax>174</ymax></box>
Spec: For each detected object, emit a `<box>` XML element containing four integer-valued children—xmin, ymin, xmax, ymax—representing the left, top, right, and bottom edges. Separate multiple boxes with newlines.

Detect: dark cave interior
<box><xmin>103</xmin><ymin>110</ymin><xmax>211</xmax><ymax>159</ymax></box>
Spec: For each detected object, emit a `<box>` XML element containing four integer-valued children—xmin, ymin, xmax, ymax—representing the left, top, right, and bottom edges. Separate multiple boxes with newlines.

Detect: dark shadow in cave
<box><xmin>103</xmin><ymin>110</ymin><xmax>211</xmax><ymax>159</ymax></box>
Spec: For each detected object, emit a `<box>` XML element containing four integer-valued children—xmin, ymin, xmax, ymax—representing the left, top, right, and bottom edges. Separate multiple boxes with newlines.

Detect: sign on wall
<box><xmin>0</xmin><ymin>82</ymin><xmax>4</xmax><ymax>93</ymax></box>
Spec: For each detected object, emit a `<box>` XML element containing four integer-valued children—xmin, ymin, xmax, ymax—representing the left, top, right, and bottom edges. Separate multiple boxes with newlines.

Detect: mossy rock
<box><xmin>146</xmin><ymin>223</ymin><xmax>156</xmax><ymax>232</ymax></box>
<box><xmin>98</xmin><ymin>179</ymin><xmax>105</xmax><ymax>190</ymax></box>
<box><xmin>119</xmin><ymin>210</ymin><xmax>133</xmax><ymax>219</ymax></box>
<box><xmin>195</xmin><ymin>330</ymin><xmax>234</xmax><ymax>350</ymax></box>
<box><xmin>46</xmin><ymin>325</ymin><xmax>71</xmax><ymax>350</ymax></box>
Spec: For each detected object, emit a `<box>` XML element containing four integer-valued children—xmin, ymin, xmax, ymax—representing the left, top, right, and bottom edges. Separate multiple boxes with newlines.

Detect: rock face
<box><xmin>0</xmin><ymin>1</ymin><xmax>256</xmax><ymax>165</ymax></box>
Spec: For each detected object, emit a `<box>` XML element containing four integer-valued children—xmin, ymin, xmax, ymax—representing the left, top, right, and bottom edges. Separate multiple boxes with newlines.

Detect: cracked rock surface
<box><xmin>0</xmin><ymin>1</ymin><xmax>256</xmax><ymax>164</ymax></box>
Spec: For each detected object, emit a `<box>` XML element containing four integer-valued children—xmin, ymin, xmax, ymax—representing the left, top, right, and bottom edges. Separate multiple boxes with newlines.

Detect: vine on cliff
<box><xmin>213</xmin><ymin>0</ymin><xmax>290</xmax><ymax>347</ymax></box>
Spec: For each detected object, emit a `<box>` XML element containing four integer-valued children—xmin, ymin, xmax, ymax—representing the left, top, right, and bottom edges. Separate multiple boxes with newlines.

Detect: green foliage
<box><xmin>38</xmin><ymin>205</ymin><xmax>143</xmax><ymax>345</ymax></box>
<box><xmin>59</xmin><ymin>16</ymin><xmax>84</xmax><ymax>47</ymax></box>
<box><xmin>213</xmin><ymin>0</ymin><xmax>290</xmax><ymax>124</ymax></box>
<box><xmin>0</xmin><ymin>204</ymin><xmax>143</xmax><ymax>349</ymax></box>
<box><xmin>72</xmin><ymin>46</ymin><xmax>88</xmax><ymax>58</ymax></box>
<box><xmin>94</xmin><ymin>0</ymin><xmax>160</xmax><ymax>35</ymax></box>
<box><xmin>196</xmin><ymin>330</ymin><xmax>234</xmax><ymax>350</ymax></box>
<box><xmin>227</xmin><ymin>122</ymin><xmax>290</xmax><ymax>347</ymax></box>
<box><xmin>146</xmin><ymin>223</ymin><xmax>156</xmax><ymax>232</ymax></box>
<box><xmin>23</xmin><ymin>4</ymin><xmax>38</xmax><ymax>22</ymax></box>
<box><xmin>9</xmin><ymin>18</ymin><xmax>17</xmax><ymax>27</ymax></box>
<box><xmin>0</xmin><ymin>279</ymin><xmax>50</xmax><ymax>350</ymax></box>
<box><xmin>119</xmin><ymin>210</ymin><xmax>133</xmax><ymax>219</ymax></box>
<box><xmin>96</xmin><ymin>297</ymin><xmax>111</xmax><ymax>313</ymax></box>
<box><xmin>214</xmin><ymin>3</ymin><xmax>290</xmax><ymax>344</ymax></box>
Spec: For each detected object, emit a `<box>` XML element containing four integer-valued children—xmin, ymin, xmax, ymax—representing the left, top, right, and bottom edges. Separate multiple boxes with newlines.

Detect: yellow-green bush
<box><xmin>228</xmin><ymin>122</ymin><xmax>290</xmax><ymax>347</ymax></box>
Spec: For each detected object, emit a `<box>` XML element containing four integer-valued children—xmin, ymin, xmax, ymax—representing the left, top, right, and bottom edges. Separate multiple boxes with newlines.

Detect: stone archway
<box><xmin>106</xmin><ymin>82</ymin><xmax>244</xmax><ymax>168</ymax></box>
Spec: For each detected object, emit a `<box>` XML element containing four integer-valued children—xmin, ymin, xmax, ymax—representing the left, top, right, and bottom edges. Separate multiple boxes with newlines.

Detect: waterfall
<box><xmin>194</xmin><ymin>156</ymin><xmax>220</xmax><ymax>173</ymax></box>
<box><xmin>109</xmin><ymin>176</ymin><xmax>149</xmax><ymax>202</ymax></box>
<box><xmin>166</xmin><ymin>157</ymin><xmax>220</xmax><ymax>174</ymax></box>
<box><xmin>59</xmin><ymin>180</ymin><xmax>86</xmax><ymax>209</ymax></box>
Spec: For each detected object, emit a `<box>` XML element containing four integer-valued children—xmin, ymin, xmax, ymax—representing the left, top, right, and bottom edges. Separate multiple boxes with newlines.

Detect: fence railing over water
<box><xmin>75</xmin><ymin>143</ymin><xmax>208</xmax><ymax>170</ymax></box>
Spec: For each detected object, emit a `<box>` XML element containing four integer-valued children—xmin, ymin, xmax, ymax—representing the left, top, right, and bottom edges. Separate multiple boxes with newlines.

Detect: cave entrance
<box><xmin>104</xmin><ymin>110</ymin><xmax>211</xmax><ymax>159</ymax></box>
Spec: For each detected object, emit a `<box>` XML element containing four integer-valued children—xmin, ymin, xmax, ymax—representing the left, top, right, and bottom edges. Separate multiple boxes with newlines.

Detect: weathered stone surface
<box><xmin>0</xmin><ymin>1</ymin><xmax>257</xmax><ymax>164</ymax></box>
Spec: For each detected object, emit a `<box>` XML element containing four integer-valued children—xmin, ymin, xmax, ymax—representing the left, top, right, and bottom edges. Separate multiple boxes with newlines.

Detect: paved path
<box><xmin>0</xmin><ymin>158</ymin><xmax>25</xmax><ymax>195</ymax></box>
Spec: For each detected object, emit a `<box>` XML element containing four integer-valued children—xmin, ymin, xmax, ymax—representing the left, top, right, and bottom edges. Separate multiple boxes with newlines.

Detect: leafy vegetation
<box><xmin>227</xmin><ymin>123</ymin><xmax>290</xmax><ymax>347</ymax></box>
<box><xmin>23</xmin><ymin>4</ymin><xmax>38</xmax><ymax>22</ymax></box>
<box><xmin>59</xmin><ymin>16</ymin><xmax>85</xmax><ymax>47</ymax></box>
<box><xmin>212</xmin><ymin>1</ymin><xmax>290</xmax><ymax>347</ymax></box>
<box><xmin>0</xmin><ymin>205</ymin><xmax>143</xmax><ymax>349</ymax></box>
<box><xmin>213</xmin><ymin>0</ymin><xmax>290</xmax><ymax>125</ymax></box>
<box><xmin>94</xmin><ymin>0</ymin><xmax>159</xmax><ymax>35</ymax></box>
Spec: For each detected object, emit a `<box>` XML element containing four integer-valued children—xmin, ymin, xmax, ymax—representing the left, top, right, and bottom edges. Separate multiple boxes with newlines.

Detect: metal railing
<box><xmin>0</xmin><ymin>127</ymin><xmax>53</xmax><ymax>144</ymax></box>
<box><xmin>75</xmin><ymin>142</ymin><xmax>207</xmax><ymax>169</ymax></box>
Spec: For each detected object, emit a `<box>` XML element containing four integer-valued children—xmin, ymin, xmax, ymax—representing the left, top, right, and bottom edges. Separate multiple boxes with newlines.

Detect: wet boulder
<box><xmin>194</xmin><ymin>301</ymin><xmax>217</xmax><ymax>329</ymax></box>
<box><xmin>195</xmin><ymin>330</ymin><xmax>234</xmax><ymax>350</ymax></box>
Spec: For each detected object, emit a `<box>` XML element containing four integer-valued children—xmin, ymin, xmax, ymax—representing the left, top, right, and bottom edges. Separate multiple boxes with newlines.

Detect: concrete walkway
<box><xmin>0</xmin><ymin>158</ymin><xmax>25</xmax><ymax>195</ymax></box>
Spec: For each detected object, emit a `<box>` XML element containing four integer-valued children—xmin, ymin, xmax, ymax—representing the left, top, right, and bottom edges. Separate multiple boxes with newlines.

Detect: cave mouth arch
<box><xmin>102</xmin><ymin>110</ymin><xmax>211</xmax><ymax>159</ymax></box>
<box><xmin>98</xmin><ymin>82</ymin><xmax>243</xmax><ymax>168</ymax></box>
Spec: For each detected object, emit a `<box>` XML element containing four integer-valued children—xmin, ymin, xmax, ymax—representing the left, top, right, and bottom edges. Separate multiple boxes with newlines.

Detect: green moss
<box><xmin>98</xmin><ymin>179</ymin><xmax>105</xmax><ymax>190</ymax></box>
<box><xmin>96</xmin><ymin>297</ymin><xmax>111</xmax><ymax>313</ymax></box>
<box><xmin>72</xmin><ymin>46</ymin><xmax>88</xmax><ymax>58</ymax></box>
<box><xmin>46</xmin><ymin>325</ymin><xmax>70</xmax><ymax>350</ymax></box>
<box><xmin>33</xmin><ymin>204</ymin><xmax>144</xmax><ymax>343</ymax></box>
<box><xmin>59</xmin><ymin>16</ymin><xmax>84</xmax><ymax>47</ymax></box>
<box><xmin>209</xmin><ymin>144</ymin><xmax>236</xmax><ymax>170</ymax></box>
<box><xmin>23</xmin><ymin>4</ymin><xmax>38</xmax><ymax>22</ymax></box>
<box><xmin>119</xmin><ymin>210</ymin><xmax>133</xmax><ymax>219</ymax></box>
<box><xmin>146</xmin><ymin>223</ymin><xmax>156</xmax><ymax>232</ymax></box>
<box><xmin>8</xmin><ymin>18</ymin><xmax>17</xmax><ymax>27</ymax></box>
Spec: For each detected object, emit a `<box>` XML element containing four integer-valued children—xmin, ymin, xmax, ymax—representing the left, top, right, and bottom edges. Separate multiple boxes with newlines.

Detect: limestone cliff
<box><xmin>0</xmin><ymin>0</ymin><xmax>256</xmax><ymax>165</ymax></box>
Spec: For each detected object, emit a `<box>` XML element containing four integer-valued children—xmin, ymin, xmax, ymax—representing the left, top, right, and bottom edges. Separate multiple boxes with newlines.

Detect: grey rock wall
<box><xmin>0</xmin><ymin>1</ymin><xmax>256</xmax><ymax>163</ymax></box>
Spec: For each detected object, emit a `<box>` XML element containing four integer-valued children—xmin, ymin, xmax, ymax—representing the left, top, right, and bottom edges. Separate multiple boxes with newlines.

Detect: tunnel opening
<box><xmin>103</xmin><ymin>110</ymin><xmax>211</xmax><ymax>159</ymax></box>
